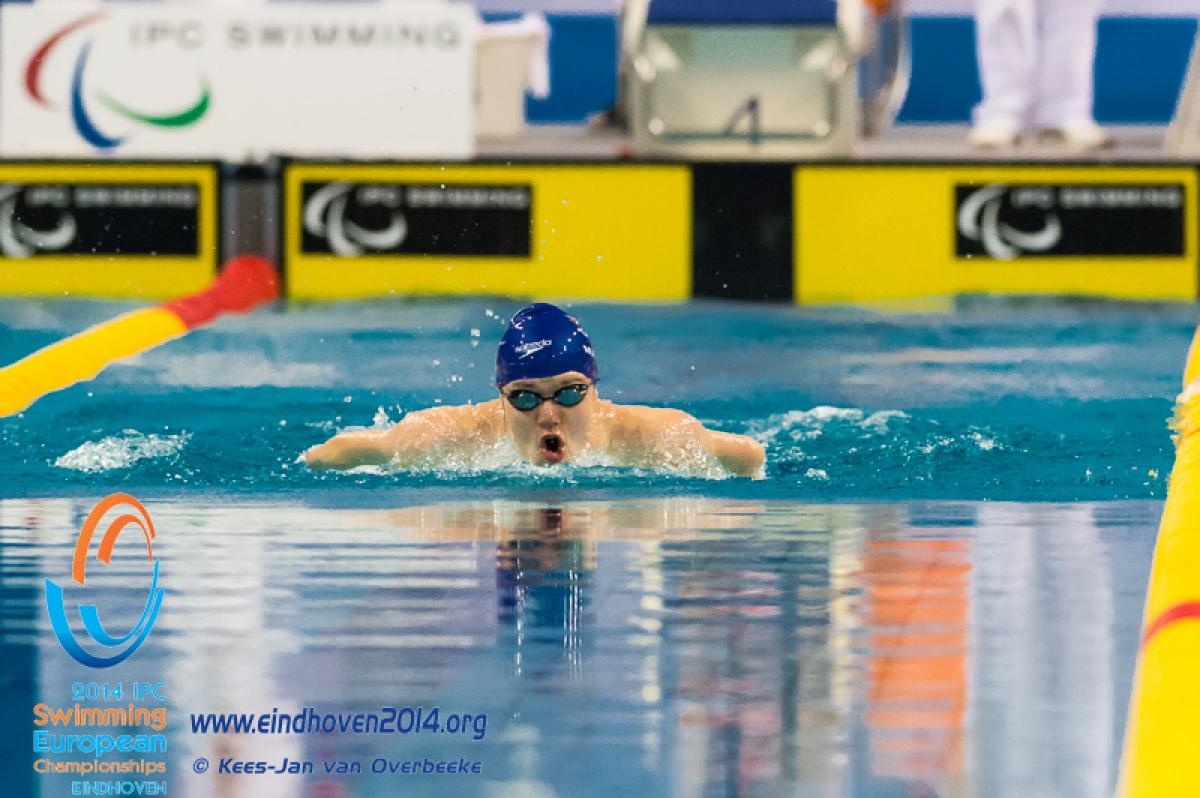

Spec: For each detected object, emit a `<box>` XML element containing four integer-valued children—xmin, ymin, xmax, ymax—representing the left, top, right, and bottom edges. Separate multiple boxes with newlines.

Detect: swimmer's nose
<box><xmin>535</xmin><ymin>401</ymin><xmax>560</xmax><ymax>427</ymax></box>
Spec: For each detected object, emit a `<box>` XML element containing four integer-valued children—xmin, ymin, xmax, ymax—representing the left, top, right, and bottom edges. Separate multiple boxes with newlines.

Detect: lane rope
<box><xmin>0</xmin><ymin>255</ymin><xmax>278</xmax><ymax>417</ymax></box>
<box><xmin>1117</xmin><ymin>323</ymin><xmax>1200</xmax><ymax>798</ymax></box>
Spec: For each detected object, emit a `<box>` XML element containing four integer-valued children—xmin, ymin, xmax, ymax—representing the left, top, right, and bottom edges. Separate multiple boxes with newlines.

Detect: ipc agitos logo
<box><xmin>44</xmin><ymin>494</ymin><xmax>164</xmax><ymax>668</ymax></box>
<box><xmin>25</xmin><ymin>13</ymin><xmax>211</xmax><ymax>149</ymax></box>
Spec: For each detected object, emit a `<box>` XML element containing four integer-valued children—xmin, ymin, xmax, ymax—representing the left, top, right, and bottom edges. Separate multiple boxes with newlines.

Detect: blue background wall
<box><xmin>897</xmin><ymin>16</ymin><xmax>1197</xmax><ymax>124</ymax></box>
<box><xmin>508</xmin><ymin>13</ymin><xmax>1197</xmax><ymax>125</ymax></box>
<box><xmin>513</xmin><ymin>13</ymin><xmax>1197</xmax><ymax>126</ymax></box>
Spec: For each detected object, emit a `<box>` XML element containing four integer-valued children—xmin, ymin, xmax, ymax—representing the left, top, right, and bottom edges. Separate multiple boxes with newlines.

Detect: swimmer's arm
<box><xmin>303</xmin><ymin>426</ymin><xmax>396</xmax><ymax>470</ymax></box>
<box><xmin>304</xmin><ymin>404</ymin><xmax>498</xmax><ymax>470</ymax></box>
<box><xmin>617</xmin><ymin>406</ymin><xmax>766</xmax><ymax>478</ymax></box>
<box><xmin>704</xmin><ymin>428</ymin><xmax>768</xmax><ymax>478</ymax></box>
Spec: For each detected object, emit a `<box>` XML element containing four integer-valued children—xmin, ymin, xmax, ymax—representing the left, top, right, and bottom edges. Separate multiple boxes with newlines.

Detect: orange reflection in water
<box><xmin>864</xmin><ymin>535</ymin><xmax>970</xmax><ymax>788</ymax></box>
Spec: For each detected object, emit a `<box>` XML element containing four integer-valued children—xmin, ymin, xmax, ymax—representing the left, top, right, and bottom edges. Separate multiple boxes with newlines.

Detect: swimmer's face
<box><xmin>499</xmin><ymin>371</ymin><xmax>596</xmax><ymax>466</ymax></box>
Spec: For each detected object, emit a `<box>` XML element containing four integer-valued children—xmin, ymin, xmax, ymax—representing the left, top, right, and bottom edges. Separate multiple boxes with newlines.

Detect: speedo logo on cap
<box><xmin>515</xmin><ymin>339</ymin><xmax>552</xmax><ymax>358</ymax></box>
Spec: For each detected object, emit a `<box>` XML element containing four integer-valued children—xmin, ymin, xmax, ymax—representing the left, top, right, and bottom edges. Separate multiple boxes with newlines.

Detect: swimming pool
<box><xmin>0</xmin><ymin>298</ymin><xmax>1190</xmax><ymax>796</ymax></box>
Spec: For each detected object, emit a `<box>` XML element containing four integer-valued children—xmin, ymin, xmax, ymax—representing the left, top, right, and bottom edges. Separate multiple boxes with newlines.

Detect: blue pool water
<box><xmin>0</xmin><ymin>299</ymin><xmax>1191</xmax><ymax>797</ymax></box>
<box><xmin>0</xmin><ymin>299</ymin><xmax>1191</xmax><ymax>500</ymax></box>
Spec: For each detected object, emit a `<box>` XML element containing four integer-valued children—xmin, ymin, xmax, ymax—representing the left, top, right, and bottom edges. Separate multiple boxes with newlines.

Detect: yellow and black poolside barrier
<box><xmin>1118</xmin><ymin>322</ymin><xmax>1200</xmax><ymax>797</ymax></box>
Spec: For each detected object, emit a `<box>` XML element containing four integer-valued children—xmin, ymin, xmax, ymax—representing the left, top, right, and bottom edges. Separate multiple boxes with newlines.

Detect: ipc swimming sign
<box><xmin>954</xmin><ymin>182</ymin><xmax>1186</xmax><ymax>260</ymax></box>
<box><xmin>44</xmin><ymin>493</ymin><xmax>164</xmax><ymax>668</ymax></box>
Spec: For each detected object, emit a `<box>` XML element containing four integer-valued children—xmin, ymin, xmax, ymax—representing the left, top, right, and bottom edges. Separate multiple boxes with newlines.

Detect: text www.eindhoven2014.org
<box><xmin>189</xmin><ymin>705</ymin><xmax>488</xmax><ymax>741</ymax></box>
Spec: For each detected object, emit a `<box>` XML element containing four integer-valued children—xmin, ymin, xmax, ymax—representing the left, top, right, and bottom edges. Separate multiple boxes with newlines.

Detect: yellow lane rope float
<box><xmin>0</xmin><ymin>255</ymin><xmax>279</xmax><ymax>418</ymax></box>
<box><xmin>1118</xmin><ymin>321</ymin><xmax>1200</xmax><ymax>797</ymax></box>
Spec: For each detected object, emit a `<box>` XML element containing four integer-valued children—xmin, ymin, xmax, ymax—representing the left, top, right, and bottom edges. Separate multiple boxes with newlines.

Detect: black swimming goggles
<box><xmin>504</xmin><ymin>383</ymin><xmax>590</xmax><ymax>412</ymax></box>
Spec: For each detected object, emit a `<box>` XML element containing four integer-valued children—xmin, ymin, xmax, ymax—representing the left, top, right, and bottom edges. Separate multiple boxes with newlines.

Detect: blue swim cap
<box><xmin>496</xmin><ymin>303</ymin><xmax>597</xmax><ymax>387</ymax></box>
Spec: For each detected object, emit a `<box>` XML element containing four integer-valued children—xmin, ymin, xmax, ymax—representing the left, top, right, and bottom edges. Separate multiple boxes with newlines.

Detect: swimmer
<box><xmin>304</xmin><ymin>303</ymin><xmax>765</xmax><ymax>478</ymax></box>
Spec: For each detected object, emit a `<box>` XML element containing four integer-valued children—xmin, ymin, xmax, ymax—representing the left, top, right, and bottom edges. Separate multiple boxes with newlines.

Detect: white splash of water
<box><xmin>861</xmin><ymin>410</ymin><xmax>908</xmax><ymax>433</ymax></box>
<box><xmin>748</xmin><ymin>406</ymin><xmax>911</xmax><ymax>443</ymax></box>
<box><xmin>55</xmin><ymin>430</ymin><xmax>190</xmax><ymax>473</ymax></box>
<box><xmin>966</xmin><ymin>431</ymin><xmax>1000</xmax><ymax>451</ymax></box>
<box><xmin>371</xmin><ymin>406</ymin><xmax>398</xmax><ymax>429</ymax></box>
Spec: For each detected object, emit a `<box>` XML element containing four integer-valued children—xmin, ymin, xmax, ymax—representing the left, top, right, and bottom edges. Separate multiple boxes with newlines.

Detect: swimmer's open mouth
<box><xmin>540</xmin><ymin>434</ymin><xmax>565</xmax><ymax>463</ymax></box>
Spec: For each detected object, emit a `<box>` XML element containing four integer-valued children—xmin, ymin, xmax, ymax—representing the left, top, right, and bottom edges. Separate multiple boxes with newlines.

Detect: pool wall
<box><xmin>0</xmin><ymin>162</ymin><xmax>219</xmax><ymax>299</ymax></box>
<box><xmin>2</xmin><ymin>158</ymin><xmax>1200</xmax><ymax>304</ymax></box>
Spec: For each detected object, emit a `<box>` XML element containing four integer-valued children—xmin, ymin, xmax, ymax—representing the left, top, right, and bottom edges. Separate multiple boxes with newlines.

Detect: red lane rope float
<box><xmin>0</xmin><ymin>255</ymin><xmax>279</xmax><ymax>417</ymax></box>
<box><xmin>161</xmin><ymin>254</ymin><xmax>279</xmax><ymax>328</ymax></box>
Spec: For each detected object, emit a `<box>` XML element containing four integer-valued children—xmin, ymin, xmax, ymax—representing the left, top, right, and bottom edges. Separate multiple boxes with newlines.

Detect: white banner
<box><xmin>473</xmin><ymin>0</ymin><xmax>621</xmax><ymax>13</ymax></box>
<box><xmin>0</xmin><ymin>1</ymin><xmax>477</xmax><ymax>160</ymax></box>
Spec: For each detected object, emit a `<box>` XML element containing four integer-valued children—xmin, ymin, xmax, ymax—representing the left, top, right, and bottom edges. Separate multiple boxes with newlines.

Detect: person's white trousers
<box><xmin>974</xmin><ymin>0</ymin><xmax>1103</xmax><ymax>129</ymax></box>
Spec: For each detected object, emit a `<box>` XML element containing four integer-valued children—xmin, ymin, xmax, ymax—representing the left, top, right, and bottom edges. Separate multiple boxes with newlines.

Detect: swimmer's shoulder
<box><xmin>606</xmin><ymin>402</ymin><xmax>697</xmax><ymax>442</ymax></box>
<box><xmin>607</xmin><ymin>402</ymin><xmax>764</xmax><ymax>477</ymax></box>
<box><xmin>469</xmin><ymin>399</ymin><xmax>505</xmax><ymax>436</ymax></box>
<box><xmin>396</xmin><ymin>399</ymin><xmax>504</xmax><ymax>440</ymax></box>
